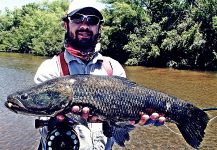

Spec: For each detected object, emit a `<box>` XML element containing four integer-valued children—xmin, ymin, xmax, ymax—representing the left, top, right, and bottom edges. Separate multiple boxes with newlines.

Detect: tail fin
<box><xmin>176</xmin><ymin>107</ymin><xmax>209</xmax><ymax>149</ymax></box>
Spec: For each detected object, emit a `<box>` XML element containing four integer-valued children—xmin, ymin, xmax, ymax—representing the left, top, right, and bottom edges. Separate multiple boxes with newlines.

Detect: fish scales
<box><xmin>5</xmin><ymin>74</ymin><xmax>209</xmax><ymax>149</ymax></box>
<box><xmin>71</xmin><ymin>76</ymin><xmax>147</xmax><ymax>120</ymax></box>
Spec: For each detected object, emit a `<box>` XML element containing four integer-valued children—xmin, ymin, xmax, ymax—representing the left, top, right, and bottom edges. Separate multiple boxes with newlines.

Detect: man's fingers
<box><xmin>82</xmin><ymin>107</ymin><xmax>90</xmax><ymax>114</ymax></box>
<box><xmin>139</xmin><ymin>112</ymin><xmax>166</xmax><ymax>126</ymax></box>
<box><xmin>129</xmin><ymin>120</ymin><xmax>135</xmax><ymax>125</ymax></box>
<box><xmin>71</xmin><ymin>106</ymin><xmax>89</xmax><ymax>119</ymax></box>
<box><xmin>81</xmin><ymin>107</ymin><xmax>90</xmax><ymax>120</ymax></box>
<box><xmin>71</xmin><ymin>106</ymin><xmax>90</xmax><ymax>113</ymax></box>
<box><xmin>154</xmin><ymin>116</ymin><xmax>166</xmax><ymax>126</ymax></box>
<box><xmin>150</xmin><ymin>112</ymin><xmax>159</xmax><ymax>120</ymax></box>
<box><xmin>71</xmin><ymin>105</ymin><xmax>80</xmax><ymax>113</ymax></box>
<box><xmin>70</xmin><ymin>106</ymin><xmax>166</xmax><ymax>125</ymax></box>
<box><xmin>148</xmin><ymin>114</ymin><xmax>166</xmax><ymax>126</ymax></box>
<box><xmin>141</xmin><ymin>114</ymin><xmax>150</xmax><ymax>121</ymax></box>
<box><xmin>138</xmin><ymin>114</ymin><xmax>149</xmax><ymax>125</ymax></box>
<box><xmin>158</xmin><ymin>116</ymin><xmax>166</xmax><ymax>123</ymax></box>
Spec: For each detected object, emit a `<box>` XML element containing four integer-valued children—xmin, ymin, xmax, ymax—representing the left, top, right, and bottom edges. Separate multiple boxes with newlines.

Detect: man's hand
<box><xmin>137</xmin><ymin>112</ymin><xmax>166</xmax><ymax>126</ymax></box>
<box><xmin>71</xmin><ymin>106</ymin><xmax>166</xmax><ymax>126</ymax></box>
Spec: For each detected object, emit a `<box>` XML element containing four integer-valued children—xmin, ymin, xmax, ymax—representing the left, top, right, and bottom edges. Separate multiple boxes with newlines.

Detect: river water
<box><xmin>0</xmin><ymin>52</ymin><xmax>217</xmax><ymax>150</ymax></box>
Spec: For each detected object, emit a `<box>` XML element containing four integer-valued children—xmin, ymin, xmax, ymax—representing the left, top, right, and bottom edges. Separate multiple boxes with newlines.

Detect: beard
<box><xmin>65</xmin><ymin>29</ymin><xmax>100</xmax><ymax>51</ymax></box>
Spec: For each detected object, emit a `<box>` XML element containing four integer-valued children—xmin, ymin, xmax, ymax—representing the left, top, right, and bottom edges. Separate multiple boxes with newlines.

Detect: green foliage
<box><xmin>213</xmin><ymin>16</ymin><xmax>217</xmax><ymax>31</ymax></box>
<box><xmin>1</xmin><ymin>0</ymin><xmax>217</xmax><ymax>70</ymax></box>
<box><xmin>100</xmin><ymin>0</ymin><xmax>217</xmax><ymax>70</ymax></box>
<box><xmin>100</xmin><ymin>0</ymin><xmax>151</xmax><ymax>63</ymax></box>
<box><xmin>0</xmin><ymin>0</ymin><xmax>68</xmax><ymax>55</ymax></box>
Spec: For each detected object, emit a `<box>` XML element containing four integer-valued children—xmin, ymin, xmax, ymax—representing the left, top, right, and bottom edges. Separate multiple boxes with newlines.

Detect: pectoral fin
<box><xmin>102</xmin><ymin>121</ymin><xmax>135</xmax><ymax>147</ymax></box>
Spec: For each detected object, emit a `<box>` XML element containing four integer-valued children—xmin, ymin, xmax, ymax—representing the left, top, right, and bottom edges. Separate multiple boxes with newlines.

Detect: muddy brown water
<box><xmin>0</xmin><ymin>53</ymin><xmax>217</xmax><ymax>150</ymax></box>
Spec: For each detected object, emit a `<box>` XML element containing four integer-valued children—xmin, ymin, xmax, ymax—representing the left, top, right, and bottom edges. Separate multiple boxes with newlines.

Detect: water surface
<box><xmin>0</xmin><ymin>53</ymin><xmax>217</xmax><ymax>150</ymax></box>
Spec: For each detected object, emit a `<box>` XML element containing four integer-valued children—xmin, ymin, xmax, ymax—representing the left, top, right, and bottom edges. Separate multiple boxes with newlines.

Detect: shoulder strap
<box><xmin>58</xmin><ymin>52</ymin><xmax>70</xmax><ymax>76</ymax></box>
<box><xmin>102</xmin><ymin>57</ymin><xmax>113</xmax><ymax>76</ymax></box>
<box><xmin>58</xmin><ymin>52</ymin><xmax>113</xmax><ymax>76</ymax></box>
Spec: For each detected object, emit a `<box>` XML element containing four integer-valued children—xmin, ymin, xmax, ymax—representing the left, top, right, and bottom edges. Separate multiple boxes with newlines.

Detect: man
<box><xmin>34</xmin><ymin>0</ymin><xmax>165</xmax><ymax>149</ymax></box>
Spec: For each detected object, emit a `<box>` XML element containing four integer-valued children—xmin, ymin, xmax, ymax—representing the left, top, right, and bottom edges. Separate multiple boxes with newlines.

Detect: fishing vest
<box><xmin>57</xmin><ymin>52</ymin><xmax>113</xmax><ymax>76</ymax></box>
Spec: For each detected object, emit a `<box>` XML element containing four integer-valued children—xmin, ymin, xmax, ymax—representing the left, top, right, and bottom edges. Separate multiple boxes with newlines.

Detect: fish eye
<box><xmin>21</xmin><ymin>93</ymin><xmax>28</xmax><ymax>100</ymax></box>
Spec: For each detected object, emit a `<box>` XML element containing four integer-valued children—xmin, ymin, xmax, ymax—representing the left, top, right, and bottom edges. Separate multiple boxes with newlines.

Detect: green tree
<box><xmin>100</xmin><ymin>0</ymin><xmax>217</xmax><ymax>70</ymax></box>
<box><xmin>1</xmin><ymin>0</ymin><xmax>217</xmax><ymax>70</ymax></box>
<box><xmin>0</xmin><ymin>0</ymin><xmax>68</xmax><ymax>55</ymax></box>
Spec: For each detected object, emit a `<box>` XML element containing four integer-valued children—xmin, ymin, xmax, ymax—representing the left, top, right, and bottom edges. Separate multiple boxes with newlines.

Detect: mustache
<box><xmin>76</xmin><ymin>29</ymin><xmax>93</xmax><ymax>35</ymax></box>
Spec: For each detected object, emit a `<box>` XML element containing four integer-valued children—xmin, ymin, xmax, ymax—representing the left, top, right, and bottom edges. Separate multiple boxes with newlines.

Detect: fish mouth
<box><xmin>4</xmin><ymin>100</ymin><xmax>50</xmax><ymax>116</ymax></box>
<box><xmin>5</xmin><ymin>97</ymin><xmax>57</xmax><ymax>116</ymax></box>
<box><xmin>5</xmin><ymin>99</ymin><xmax>26</xmax><ymax>113</ymax></box>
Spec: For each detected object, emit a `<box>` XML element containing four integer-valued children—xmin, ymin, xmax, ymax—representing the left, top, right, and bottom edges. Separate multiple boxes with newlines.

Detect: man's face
<box><xmin>67</xmin><ymin>13</ymin><xmax>101</xmax><ymax>50</ymax></box>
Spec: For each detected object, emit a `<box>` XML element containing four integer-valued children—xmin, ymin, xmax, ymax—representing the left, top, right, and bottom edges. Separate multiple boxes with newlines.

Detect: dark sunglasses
<box><xmin>68</xmin><ymin>13</ymin><xmax>102</xmax><ymax>26</ymax></box>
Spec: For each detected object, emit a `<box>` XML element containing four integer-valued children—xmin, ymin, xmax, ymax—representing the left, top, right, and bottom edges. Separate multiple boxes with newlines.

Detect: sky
<box><xmin>0</xmin><ymin>0</ymin><xmax>103</xmax><ymax>12</ymax></box>
<box><xmin>0</xmin><ymin>0</ymin><xmax>44</xmax><ymax>11</ymax></box>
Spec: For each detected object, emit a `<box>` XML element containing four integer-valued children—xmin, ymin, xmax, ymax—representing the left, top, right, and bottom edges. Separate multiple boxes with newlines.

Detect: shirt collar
<box><xmin>64</xmin><ymin>50</ymin><xmax>104</xmax><ymax>65</ymax></box>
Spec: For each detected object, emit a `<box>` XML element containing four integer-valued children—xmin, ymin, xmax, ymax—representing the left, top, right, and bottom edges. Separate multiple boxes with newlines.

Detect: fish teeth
<box><xmin>8</xmin><ymin>102</ymin><xmax>13</xmax><ymax>108</ymax></box>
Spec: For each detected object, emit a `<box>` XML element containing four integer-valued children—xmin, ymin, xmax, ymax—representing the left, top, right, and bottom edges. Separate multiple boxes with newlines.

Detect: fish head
<box><xmin>5</xmin><ymin>77</ymin><xmax>73</xmax><ymax>116</ymax></box>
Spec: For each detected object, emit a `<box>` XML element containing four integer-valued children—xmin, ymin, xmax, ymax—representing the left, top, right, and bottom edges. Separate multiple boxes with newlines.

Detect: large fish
<box><xmin>5</xmin><ymin>75</ymin><xmax>209</xmax><ymax>149</ymax></box>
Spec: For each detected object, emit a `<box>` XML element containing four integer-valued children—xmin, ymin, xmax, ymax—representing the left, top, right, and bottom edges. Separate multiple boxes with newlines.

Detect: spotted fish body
<box><xmin>5</xmin><ymin>75</ymin><xmax>209</xmax><ymax>149</ymax></box>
